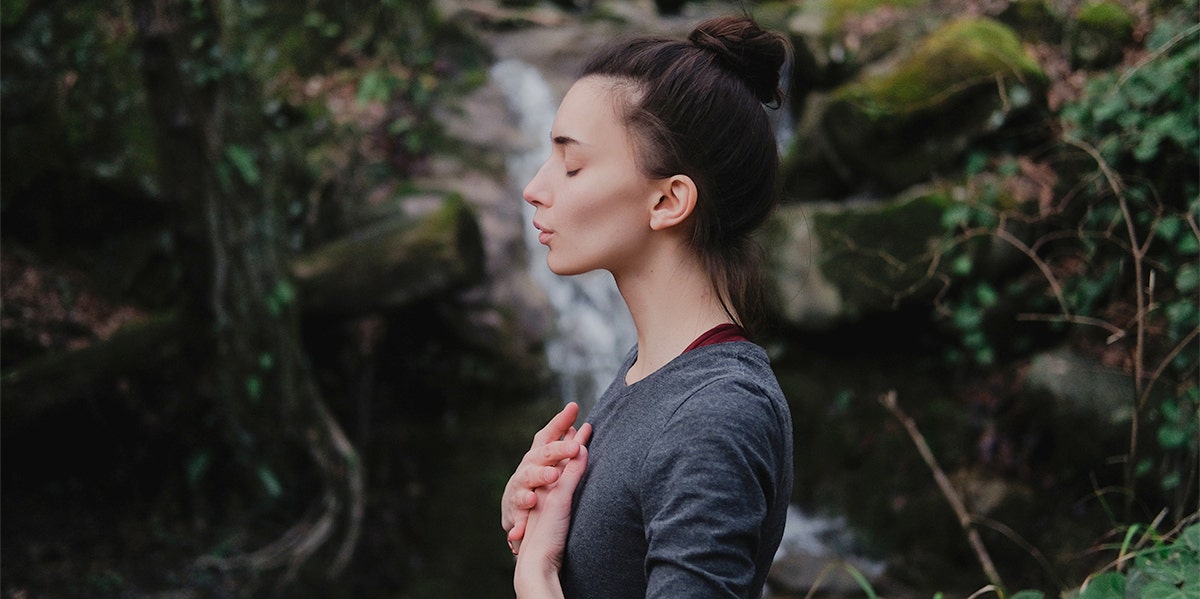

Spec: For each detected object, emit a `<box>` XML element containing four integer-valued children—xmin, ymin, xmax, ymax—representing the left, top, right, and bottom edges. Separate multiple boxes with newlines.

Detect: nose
<box><xmin>523</xmin><ymin>159</ymin><xmax>551</xmax><ymax>207</ymax></box>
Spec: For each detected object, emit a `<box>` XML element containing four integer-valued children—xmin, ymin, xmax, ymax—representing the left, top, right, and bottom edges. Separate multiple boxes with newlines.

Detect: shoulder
<box><xmin>670</xmin><ymin>342</ymin><xmax>789</xmax><ymax>424</ymax></box>
<box><xmin>641</xmin><ymin>343</ymin><xmax>791</xmax><ymax>458</ymax></box>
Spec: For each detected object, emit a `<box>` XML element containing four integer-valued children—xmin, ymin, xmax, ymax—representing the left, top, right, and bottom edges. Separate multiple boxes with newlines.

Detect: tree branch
<box><xmin>878</xmin><ymin>390</ymin><xmax>1005</xmax><ymax>592</ymax></box>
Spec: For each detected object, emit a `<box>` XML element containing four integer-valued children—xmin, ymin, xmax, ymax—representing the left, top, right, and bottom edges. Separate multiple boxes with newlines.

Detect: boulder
<box><xmin>1024</xmin><ymin>345</ymin><xmax>1135</xmax><ymax>425</ymax></box>
<box><xmin>765</xmin><ymin>189</ymin><xmax>955</xmax><ymax>328</ymax></box>
<box><xmin>290</xmin><ymin>194</ymin><xmax>485</xmax><ymax>313</ymax></box>
<box><xmin>819</xmin><ymin>18</ymin><xmax>1048</xmax><ymax>192</ymax></box>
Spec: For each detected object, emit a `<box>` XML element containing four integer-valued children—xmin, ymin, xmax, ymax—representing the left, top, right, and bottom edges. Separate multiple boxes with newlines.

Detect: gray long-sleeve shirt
<box><xmin>560</xmin><ymin>341</ymin><xmax>793</xmax><ymax>598</ymax></box>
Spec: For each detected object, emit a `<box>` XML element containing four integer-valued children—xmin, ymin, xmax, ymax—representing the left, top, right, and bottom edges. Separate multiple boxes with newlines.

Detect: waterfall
<box><xmin>490</xmin><ymin>58</ymin><xmax>637</xmax><ymax>409</ymax></box>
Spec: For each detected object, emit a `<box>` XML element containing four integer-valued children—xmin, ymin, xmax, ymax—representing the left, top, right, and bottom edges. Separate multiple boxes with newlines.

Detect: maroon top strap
<box><xmin>683</xmin><ymin>323</ymin><xmax>750</xmax><ymax>353</ymax></box>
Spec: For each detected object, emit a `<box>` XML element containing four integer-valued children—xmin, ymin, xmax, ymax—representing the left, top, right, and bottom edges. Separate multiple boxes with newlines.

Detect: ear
<box><xmin>648</xmin><ymin>175</ymin><xmax>698</xmax><ymax>231</ymax></box>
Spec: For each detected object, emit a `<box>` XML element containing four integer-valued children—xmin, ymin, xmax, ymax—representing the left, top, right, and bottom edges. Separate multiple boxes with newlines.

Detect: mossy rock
<box><xmin>1072</xmin><ymin>1</ymin><xmax>1137</xmax><ymax>68</ymax></box>
<box><xmin>809</xmin><ymin>191</ymin><xmax>952</xmax><ymax>318</ymax></box>
<box><xmin>821</xmin><ymin>17</ymin><xmax>1048</xmax><ymax>191</ymax></box>
<box><xmin>786</xmin><ymin>0</ymin><xmax>938</xmax><ymax>89</ymax></box>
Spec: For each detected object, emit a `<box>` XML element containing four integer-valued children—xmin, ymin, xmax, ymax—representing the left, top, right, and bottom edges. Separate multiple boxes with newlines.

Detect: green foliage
<box><xmin>264</xmin><ymin>280</ymin><xmax>295</xmax><ymax>318</ymax></box>
<box><xmin>1</xmin><ymin>3</ymin><xmax>159</xmax><ymax>200</ymax></box>
<box><xmin>1061</xmin><ymin>13</ymin><xmax>1199</xmax><ymax>186</ymax></box>
<box><xmin>1075</xmin><ymin>523</ymin><xmax>1200</xmax><ymax>599</ymax></box>
<box><xmin>936</xmin><ymin>2</ymin><xmax>1199</xmax><ymax>510</ymax></box>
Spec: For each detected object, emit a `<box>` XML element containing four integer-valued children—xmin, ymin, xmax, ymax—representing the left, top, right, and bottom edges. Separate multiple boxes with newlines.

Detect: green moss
<box><xmin>1078</xmin><ymin>1</ymin><xmax>1136</xmax><ymax>39</ymax></box>
<box><xmin>833</xmin><ymin>17</ymin><xmax>1046</xmax><ymax>118</ymax></box>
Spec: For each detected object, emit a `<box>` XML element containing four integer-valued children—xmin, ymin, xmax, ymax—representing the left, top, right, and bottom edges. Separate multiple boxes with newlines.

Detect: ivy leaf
<box><xmin>224</xmin><ymin>144</ymin><xmax>260</xmax><ymax>185</ymax></box>
<box><xmin>1157</xmin><ymin>424</ymin><xmax>1189</xmax><ymax>449</ymax></box>
<box><xmin>1174</xmin><ymin>264</ymin><xmax>1198</xmax><ymax>293</ymax></box>
<box><xmin>258</xmin><ymin>466</ymin><xmax>283</xmax><ymax>498</ymax></box>
<box><xmin>1077</xmin><ymin>572</ymin><xmax>1125</xmax><ymax>599</ymax></box>
<box><xmin>951</xmin><ymin>253</ymin><xmax>973</xmax><ymax>276</ymax></box>
<box><xmin>941</xmin><ymin>204</ymin><xmax>971</xmax><ymax>228</ymax></box>
<box><xmin>975</xmin><ymin>282</ymin><xmax>999</xmax><ymax>307</ymax></box>
<box><xmin>1139</xmin><ymin>581</ymin><xmax>1188</xmax><ymax>599</ymax></box>
<box><xmin>1133</xmin><ymin>130</ymin><xmax>1163</xmax><ymax>162</ymax></box>
<box><xmin>1181</xmin><ymin>524</ymin><xmax>1200</xmax><ymax>553</ymax></box>
<box><xmin>186</xmin><ymin>451</ymin><xmax>211</xmax><ymax>487</ymax></box>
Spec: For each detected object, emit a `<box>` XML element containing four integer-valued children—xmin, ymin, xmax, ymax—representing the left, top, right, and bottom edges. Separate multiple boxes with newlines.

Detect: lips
<box><xmin>534</xmin><ymin>221</ymin><xmax>553</xmax><ymax>245</ymax></box>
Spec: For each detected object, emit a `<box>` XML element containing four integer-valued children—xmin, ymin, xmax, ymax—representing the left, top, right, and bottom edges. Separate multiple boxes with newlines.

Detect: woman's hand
<box><xmin>513</xmin><ymin>443</ymin><xmax>589</xmax><ymax>598</ymax></box>
<box><xmin>501</xmin><ymin>402</ymin><xmax>592</xmax><ymax>554</ymax></box>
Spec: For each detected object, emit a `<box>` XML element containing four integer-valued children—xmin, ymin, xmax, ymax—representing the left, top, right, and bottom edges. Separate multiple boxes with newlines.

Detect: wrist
<box><xmin>513</xmin><ymin>556</ymin><xmax>563</xmax><ymax>599</ymax></box>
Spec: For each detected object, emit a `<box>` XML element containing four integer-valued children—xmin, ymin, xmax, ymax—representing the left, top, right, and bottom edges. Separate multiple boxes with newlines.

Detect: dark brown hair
<box><xmin>580</xmin><ymin>15</ymin><xmax>789</xmax><ymax>335</ymax></box>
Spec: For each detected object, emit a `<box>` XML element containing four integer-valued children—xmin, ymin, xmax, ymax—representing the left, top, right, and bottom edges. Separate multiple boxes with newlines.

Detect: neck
<box><xmin>613</xmin><ymin>246</ymin><xmax>733</xmax><ymax>385</ymax></box>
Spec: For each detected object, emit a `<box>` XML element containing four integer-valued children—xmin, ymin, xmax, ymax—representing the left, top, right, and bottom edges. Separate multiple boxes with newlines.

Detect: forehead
<box><xmin>552</xmin><ymin>77</ymin><xmax>629</xmax><ymax>145</ymax></box>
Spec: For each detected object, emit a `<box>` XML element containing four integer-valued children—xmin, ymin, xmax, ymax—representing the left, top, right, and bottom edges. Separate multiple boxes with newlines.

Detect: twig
<box><xmin>992</xmin><ymin>226</ymin><xmax>1069</xmax><ymax>313</ymax></box>
<box><xmin>972</xmin><ymin>514</ymin><xmax>1066</xmax><ymax>590</ymax></box>
<box><xmin>1063</xmin><ymin>134</ymin><xmax>1149</xmax><ymax>521</ymax></box>
<box><xmin>1116</xmin><ymin>22</ymin><xmax>1200</xmax><ymax>89</ymax></box>
<box><xmin>1139</xmin><ymin>327</ymin><xmax>1200</xmax><ymax>412</ymax></box>
<box><xmin>1014</xmin><ymin>312</ymin><xmax>1127</xmax><ymax>341</ymax></box>
<box><xmin>879</xmin><ymin>390</ymin><xmax>1006</xmax><ymax>592</ymax></box>
<box><xmin>966</xmin><ymin>584</ymin><xmax>1002</xmax><ymax>599</ymax></box>
<box><xmin>1115</xmin><ymin>509</ymin><xmax>1168</xmax><ymax>571</ymax></box>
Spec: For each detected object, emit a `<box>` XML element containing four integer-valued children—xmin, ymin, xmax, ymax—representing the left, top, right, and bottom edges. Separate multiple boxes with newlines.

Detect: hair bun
<box><xmin>688</xmin><ymin>16</ymin><xmax>788</xmax><ymax>106</ymax></box>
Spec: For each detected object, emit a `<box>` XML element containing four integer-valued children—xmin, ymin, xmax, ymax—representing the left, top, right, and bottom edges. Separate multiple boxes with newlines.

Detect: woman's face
<box><xmin>523</xmin><ymin>77</ymin><xmax>661</xmax><ymax>277</ymax></box>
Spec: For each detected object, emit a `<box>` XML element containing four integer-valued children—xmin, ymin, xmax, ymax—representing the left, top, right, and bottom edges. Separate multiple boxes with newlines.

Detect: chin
<box><xmin>546</xmin><ymin>256</ymin><xmax>595</xmax><ymax>277</ymax></box>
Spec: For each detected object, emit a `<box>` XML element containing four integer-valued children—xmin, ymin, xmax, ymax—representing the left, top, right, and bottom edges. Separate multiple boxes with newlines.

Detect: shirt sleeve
<box><xmin>637</xmin><ymin>377</ymin><xmax>785</xmax><ymax>598</ymax></box>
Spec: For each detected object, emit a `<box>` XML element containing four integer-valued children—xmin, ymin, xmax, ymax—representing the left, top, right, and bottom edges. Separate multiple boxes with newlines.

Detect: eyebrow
<box><xmin>552</xmin><ymin>134</ymin><xmax>583</xmax><ymax>147</ymax></box>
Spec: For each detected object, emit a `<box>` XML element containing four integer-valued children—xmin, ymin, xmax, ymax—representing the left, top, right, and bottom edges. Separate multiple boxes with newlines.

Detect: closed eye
<box><xmin>566</xmin><ymin>168</ymin><xmax>581</xmax><ymax>177</ymax></box>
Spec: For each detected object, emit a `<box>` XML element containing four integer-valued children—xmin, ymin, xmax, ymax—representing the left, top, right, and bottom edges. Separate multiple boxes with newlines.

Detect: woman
<box><xmin>501</xmin><ymin>15</ymin><xmax>794</xmax><ymax>598</ymax></box>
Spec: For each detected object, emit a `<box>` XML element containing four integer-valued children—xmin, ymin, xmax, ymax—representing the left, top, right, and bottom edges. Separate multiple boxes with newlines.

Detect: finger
<box><xmin>514</xmin><ymin>488</ymin><xmax>538</xmax><ymax>510</ymax></box>
<box><xmin>531</xmin><ymin>402</ymin><xmax>580</xmax><ymax>447</ymax></box>
<box><xmin>540</xmin><ymin>446</ymin><xmax>590</xmax><ymax>514</ymax></box>
<box><xmin>556</xmin><ymin>446</ymin><xmax>588</xmax><ymax>493</ymax></box>
<box><xmin>575</xmin><ymin>422</ymin><xmax>593</xmax><ymax>447</ymax></box>
<box><xmin>517</xmin><ymin>463</ymin><xmax>561</xmax><ymax>490</ymax></box>
<box><xmin>523</xmin><ymin>438</ymin><xmax>582</xmax><ymax>471</ymax></box>
<box><xmin>508</xmin><ymin>518</ymin><xmax>526</xmax><ymax>548</ymax></box>
<box><xmin>501</xmin><ymin>488</ymin><xmax>536</xmax><ymax>531</ymax></box>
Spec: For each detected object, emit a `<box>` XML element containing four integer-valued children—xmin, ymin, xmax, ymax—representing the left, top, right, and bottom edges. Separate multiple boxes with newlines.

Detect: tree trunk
<box><xmin>133</xmin><ymin>0</ymin><xmax>362</xmax><ymax>589</ymax></box>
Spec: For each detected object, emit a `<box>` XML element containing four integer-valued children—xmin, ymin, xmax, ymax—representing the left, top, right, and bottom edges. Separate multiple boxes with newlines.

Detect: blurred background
<box><xmin>1</xmin><ymin>0</ymin><xmax>1196</xmax><ymax>596</ymax></box>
